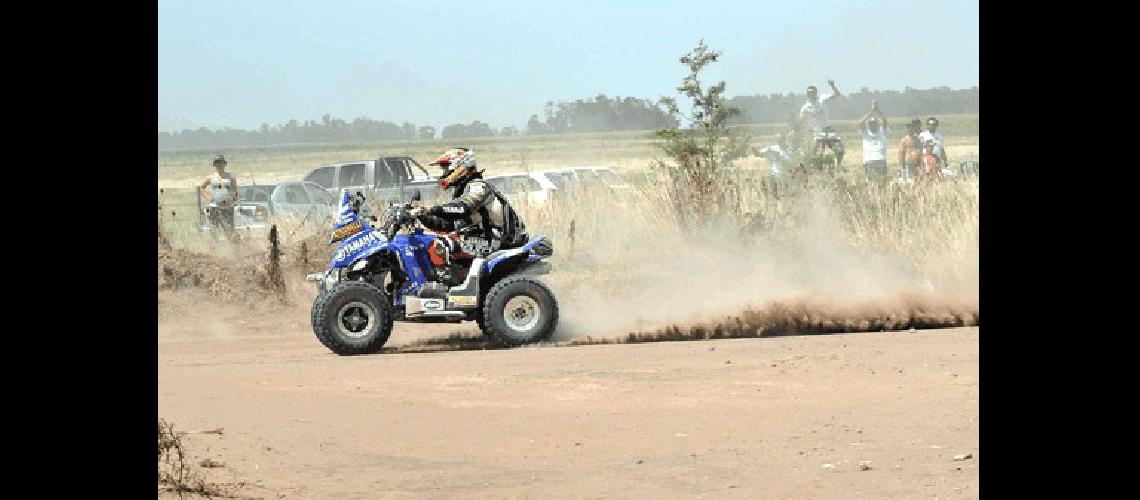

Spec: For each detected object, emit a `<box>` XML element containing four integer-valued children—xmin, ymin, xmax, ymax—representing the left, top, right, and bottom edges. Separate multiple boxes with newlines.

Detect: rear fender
<box><xmin>482</xmin><ymin>236</ymin><xmax>552</xmax><ymax>275</ymax></box>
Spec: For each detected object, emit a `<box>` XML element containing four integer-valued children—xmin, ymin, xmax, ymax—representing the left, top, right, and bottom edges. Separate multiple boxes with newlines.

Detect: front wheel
<box><xmin>481</xmin><ymin>276</ymin><xmax>559</xmax><ymax>347</ymax></box>
<box><xmin>312</xmin><ymin>281</ymin><xmax>393</xmax><ymax>355</ymax></box>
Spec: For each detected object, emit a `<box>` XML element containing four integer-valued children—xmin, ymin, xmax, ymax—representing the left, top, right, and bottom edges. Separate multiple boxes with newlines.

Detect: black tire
<box><xmin>311</xmin><ymin>289</ymin><xmax>328</xmax><ymax>334</ymax></box>
<box><xmin>475</xmin><ymin>308</ymin><xmax>490</xmax><ymax>336</ymax></box>
<box><xmin>475</xmin><ymin>306</ymin><xmax>507</xmax><ymax>347</ymax></box>
<box><xmin>481</xmin><ymin>276</ymin><xmax>559</xmax><ymax>347</ymax></box>
<box><xmin>312</xmin><ymin>281</ymin><xmax>393</xmax><ymax>355</ymax></box>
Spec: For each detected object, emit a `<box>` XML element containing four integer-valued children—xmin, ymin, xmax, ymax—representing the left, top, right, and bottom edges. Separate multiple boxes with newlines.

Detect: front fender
<box><xmin>330</xmin><ymin>230</ymin><xmax>388</xmax><ymax>270</ymax></box>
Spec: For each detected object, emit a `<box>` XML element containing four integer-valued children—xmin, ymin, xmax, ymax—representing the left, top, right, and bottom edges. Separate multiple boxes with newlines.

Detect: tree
<box><xmin>526</xmin><ymin>114</ymin><xmax>546</xmax><ymax>135</ymax></box>
<box><xmin>418</xmin><ymin>126</ymin><xmax>436</xmax><ymax>140</ymax></box>
<box><xmin>654</xmin><ymin>39</ymin><xmax>750</xmax><ymax>233</ymax></box>
<box><xmin>441</xmin><ymin>121</ymin><xmax>497</xmax><ymax>139</ymax></box>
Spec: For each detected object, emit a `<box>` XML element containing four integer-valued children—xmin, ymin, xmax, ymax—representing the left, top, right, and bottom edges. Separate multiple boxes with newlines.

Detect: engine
<box><xmin>427</xmin><ymin>237</ymin><xmax>468</xmax><ymax>287</ymax></box>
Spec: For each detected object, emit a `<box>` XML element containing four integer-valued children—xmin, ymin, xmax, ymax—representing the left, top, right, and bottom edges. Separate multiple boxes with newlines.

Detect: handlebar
<box><xmin>381</xmin><ymin>202</ymin><xmax>428</xmax><ymax>240</ymax></box>
<box><xmin>347</xmin><ymin>191</ymin><xmax>428</xmax><ymax>240</ymax></box>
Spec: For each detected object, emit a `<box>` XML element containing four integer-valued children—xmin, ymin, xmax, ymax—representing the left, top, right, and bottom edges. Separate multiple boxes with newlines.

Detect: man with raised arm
<box><xmin>858</xmin><ymin>99</ymin><xmax>890</xmax><ymax>179</ymax></box>
<box><xmin>799</xmin><ymin>79</ymin><xmax>845</xmax><ymax>171</ymax></box>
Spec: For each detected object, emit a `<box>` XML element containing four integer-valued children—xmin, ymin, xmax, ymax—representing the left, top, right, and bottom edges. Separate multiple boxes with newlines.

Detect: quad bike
<box><xmin>306</xmin><ymin>191</ymin><xmax>558</xmax><ymax>355</ymax></box>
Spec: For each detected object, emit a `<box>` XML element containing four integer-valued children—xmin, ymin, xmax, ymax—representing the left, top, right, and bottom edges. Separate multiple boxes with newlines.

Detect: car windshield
<box><xmin>338</xmin><ymin>164</ymin><xmax>367</xmax><ymax>187</ymax></box>
<box><xmin>305</xmin><ymin>166</ymin><xmax>335</xmax><ymax>188</ymax></box>
<box><xmin>595</xmin><ymin>169</ymin><xmax>625</xmax><ymax>186</ymax></box>
<box><xmin>488</xmin><ymin>175</ymin><xmax>534</xmax><ymax>194</ymax></box>
<box><xmin>239</xmin><ymin>186</ymin><xmax>272</xmax><ymax>203</ymax></box>
<box><xmin>543</xmin><ymin>171</ymin><xmax>576</xmax><ymax>190</ymax></box>
<box><xmin>281</xmin><ymin>184</ymin><xmax>311</xmax><ymax>204</ymax></box>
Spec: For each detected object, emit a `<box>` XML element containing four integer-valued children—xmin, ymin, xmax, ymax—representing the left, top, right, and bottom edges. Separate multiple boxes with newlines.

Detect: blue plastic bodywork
<box><xmin>328</xmin><ymin>192</ymin><xmax>386</xmax><ymax>270</ymax></box>
<box><xmin>323</xmin><ymin>192</ymin><xmax>551</xmax><ymax>307</ymax></box>
<box><xmin>483</xmin><ymin>236</ymin><xmax>549</xmax><ymax>274</ymax></box>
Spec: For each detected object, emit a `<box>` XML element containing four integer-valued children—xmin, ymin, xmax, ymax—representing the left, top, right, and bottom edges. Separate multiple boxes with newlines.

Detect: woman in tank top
<box><xmin>199</xmin><ymin>155</ymin><xmax>239</xmax><ymax>235</ymax></box>
<box><xmin>200</xmin><ymin>155</ymin><xmax>238</xmax><ymax>208</ymax></box>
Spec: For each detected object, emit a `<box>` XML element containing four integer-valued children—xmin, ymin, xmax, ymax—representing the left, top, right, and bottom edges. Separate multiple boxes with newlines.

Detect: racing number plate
<box><xmin>449</xmin><ymin>296</ymin><xmax>477</xmax><ymax>307</ymax></box>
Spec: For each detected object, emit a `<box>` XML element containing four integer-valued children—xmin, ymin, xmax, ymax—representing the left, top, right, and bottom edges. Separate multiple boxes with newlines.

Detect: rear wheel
<box><xmin>481</xmin><ymin>276</ymin><xmax>558</xmax><ymax>347</ymax></box>
<box><xmin>312</xmin><ymin>281</ymin><xmax>393</xmax><ymax>355</ymax></box>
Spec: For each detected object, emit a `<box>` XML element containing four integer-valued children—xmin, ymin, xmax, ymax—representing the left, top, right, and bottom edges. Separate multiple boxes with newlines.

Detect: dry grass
<box><xmin>158</xmin><ymin>419</ymin><xmax>241</xmax><ymax>498</ymax></box>
<box><xmin>158</xmin><ymin>151</ymin><xmax>978</xmax><ymax>343</ymax></box>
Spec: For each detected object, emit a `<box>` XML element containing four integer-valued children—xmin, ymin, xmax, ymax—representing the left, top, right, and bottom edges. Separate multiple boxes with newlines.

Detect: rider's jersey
<box><xmin>800</xmin><ymin>94</ymin><xmax>836</xmax><ymax>135</ymax></box>
<box><xmin>423</xmin><ymin>176</ymin><xmax>528</xmax><ymax>254</ymax></box>
<box><xmin>207</xmin><ymin>172</ymin><xmax>236</xmax><ymax>208</ymax></box>
<box><xmin>456</xmin><ymin>180</ymin><xmax>507</xmax><ymax>232</ymax></box>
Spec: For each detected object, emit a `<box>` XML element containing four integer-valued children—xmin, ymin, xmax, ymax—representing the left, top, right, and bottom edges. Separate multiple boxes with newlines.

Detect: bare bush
<box><xmin>263</xmin><ymin>225</ymin><xmax>286</xmax><ymax>299</ymax></box>
<box><xmin>158</xmin><ymin>419</ymin><xmax>235</xmax><ymax>498</ymax></box>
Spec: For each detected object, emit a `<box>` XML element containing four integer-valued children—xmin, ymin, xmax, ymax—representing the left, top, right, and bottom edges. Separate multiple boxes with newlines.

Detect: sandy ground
<box><xmin>158</xmin><ymin>300</ymin><xmax>979</xmax><ymax>499</ymax></box>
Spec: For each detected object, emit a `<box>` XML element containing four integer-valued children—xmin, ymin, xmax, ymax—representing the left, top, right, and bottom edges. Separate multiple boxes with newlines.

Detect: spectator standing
<box><xmin>898</xmin><ymin>119</ymin><xmax>923</xmax><ymax>180</ymax></box>
<box><xmin>799</xmin><ymin>80</ymin><xmax>845</xmax><ymax>172</ymax></box>
<box><xmin>919</xmin><ymin>116</ymin><xmax>948</xmax><ymax>170</ymax></box>
<box><xmin>858</xmin><ymin>100</ymin><xmax>890</xmax><ymax>179</ymax></box>
<box><xmin>199</xmin><ymin>155</ymin><xmax>239</xmax><ymax>236</ymax></box>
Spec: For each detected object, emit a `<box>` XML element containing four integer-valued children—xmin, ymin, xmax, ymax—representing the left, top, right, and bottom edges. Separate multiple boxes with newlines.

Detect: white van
<box><xmin>483</xmin><ymin>172</ymin><xmax>558</xmax><ymax>207</ymax></box>
<box><xmin>540</xmin><ymin>166</ymin><xmax>638</xmax><ymax>204</ymax></box>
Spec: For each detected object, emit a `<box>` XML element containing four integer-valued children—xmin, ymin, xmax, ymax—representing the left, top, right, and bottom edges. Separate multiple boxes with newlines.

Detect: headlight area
<box><xmin>313</xmin><ymin>258</ymin><xmax>373</xmax><ymax>292</ymax></box>
<box><xmin>350</xmin><ymin>259</ymin><xmax>370</xmax><ymax>272</ymax></box>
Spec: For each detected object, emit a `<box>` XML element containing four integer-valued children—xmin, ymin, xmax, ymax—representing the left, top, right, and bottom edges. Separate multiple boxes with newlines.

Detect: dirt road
<box><xmin>158</xmin><ymin>320</ymin><xmax>978</xmax><ymax>499</ymax></box>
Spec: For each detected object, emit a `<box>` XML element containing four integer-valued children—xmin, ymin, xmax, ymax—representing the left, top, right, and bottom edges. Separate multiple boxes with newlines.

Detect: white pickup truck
<box><xmin>302</xmin><ymin>156</ymin><xmax>444</xmax><ymax>205</ymax></box>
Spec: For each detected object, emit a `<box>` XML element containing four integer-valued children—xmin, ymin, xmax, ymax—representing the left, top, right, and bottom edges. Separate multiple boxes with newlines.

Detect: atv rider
<box><xmin>409</xmin><ymin>147</ymin><xmax>528</xmax><ymax>259</ymax></box>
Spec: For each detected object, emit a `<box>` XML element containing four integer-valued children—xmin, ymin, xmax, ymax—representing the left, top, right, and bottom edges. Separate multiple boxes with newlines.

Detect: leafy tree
<box><xmin>653</xmin><ymin>40</ymin><xmax>750</xmax><ymax>233</ymax></box>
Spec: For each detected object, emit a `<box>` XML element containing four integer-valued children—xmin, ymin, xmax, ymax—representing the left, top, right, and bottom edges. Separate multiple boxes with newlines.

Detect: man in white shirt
<box><xmin>199</xmin><ymin>155</ymin><xmax>239</xmax><ymax>236</ymax></box>
<box><xmin>858</xmin><ymin>100</ymin><xmax>889</xmax><ymax>179</ymax></box>
<box><xmin>918</xmin><ymin>117</ymin><xmax>948</xmax><ymax>169</ymax></box>
<box><xmin>800</xmin><ymin>80</ymin><xmax>844</xmax><ymax>172</ymax></box>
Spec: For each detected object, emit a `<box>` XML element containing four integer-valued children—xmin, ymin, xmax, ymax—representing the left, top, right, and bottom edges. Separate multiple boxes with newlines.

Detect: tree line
<box><xmin>157</xmin><ymin>86</ymin><xmax>977</xmax><ymax>149</ymax></box>
<box><xmin>525</xmin><ymin>95</ymin><xmax>679</xmax><ymax>135</ymax></box>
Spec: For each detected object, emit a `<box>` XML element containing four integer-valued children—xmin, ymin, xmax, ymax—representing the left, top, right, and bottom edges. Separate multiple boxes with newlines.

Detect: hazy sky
<box><xmin>158</xmin><ymin>0</ymin><xmax>978</xmax><ymax>132</ymax></box>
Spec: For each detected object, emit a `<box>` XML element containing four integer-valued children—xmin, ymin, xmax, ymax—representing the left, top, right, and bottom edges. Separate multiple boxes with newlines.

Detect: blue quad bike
<box><xmin>306</xmin><ymin>191</ymin><xmax>558</xmax><ymax>355</ymax></box>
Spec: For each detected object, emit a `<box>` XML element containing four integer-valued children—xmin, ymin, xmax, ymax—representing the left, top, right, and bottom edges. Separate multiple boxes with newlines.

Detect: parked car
<box><xmin>302</xmin><ymin>156</ymin><xmax>443</xmax><ymax>205</ymax></box>
<box><xmin>567</xmin><ymin>166</ymin><xmax>635</xmax><ymax>191</ymax></box>
<box><xmin>198</xmin><ymin>181</ymin><xmax>337</xmax><ymax>234</ymax></box>
<box><xmin>538</xmin><ymin>166</ymin><xmax>639</xmax><ymax>204</ymax></box>
<box><xmin>483</xmin><ymin>171</ymin><xmax>558</xmax><ymax>207</ymax></box>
